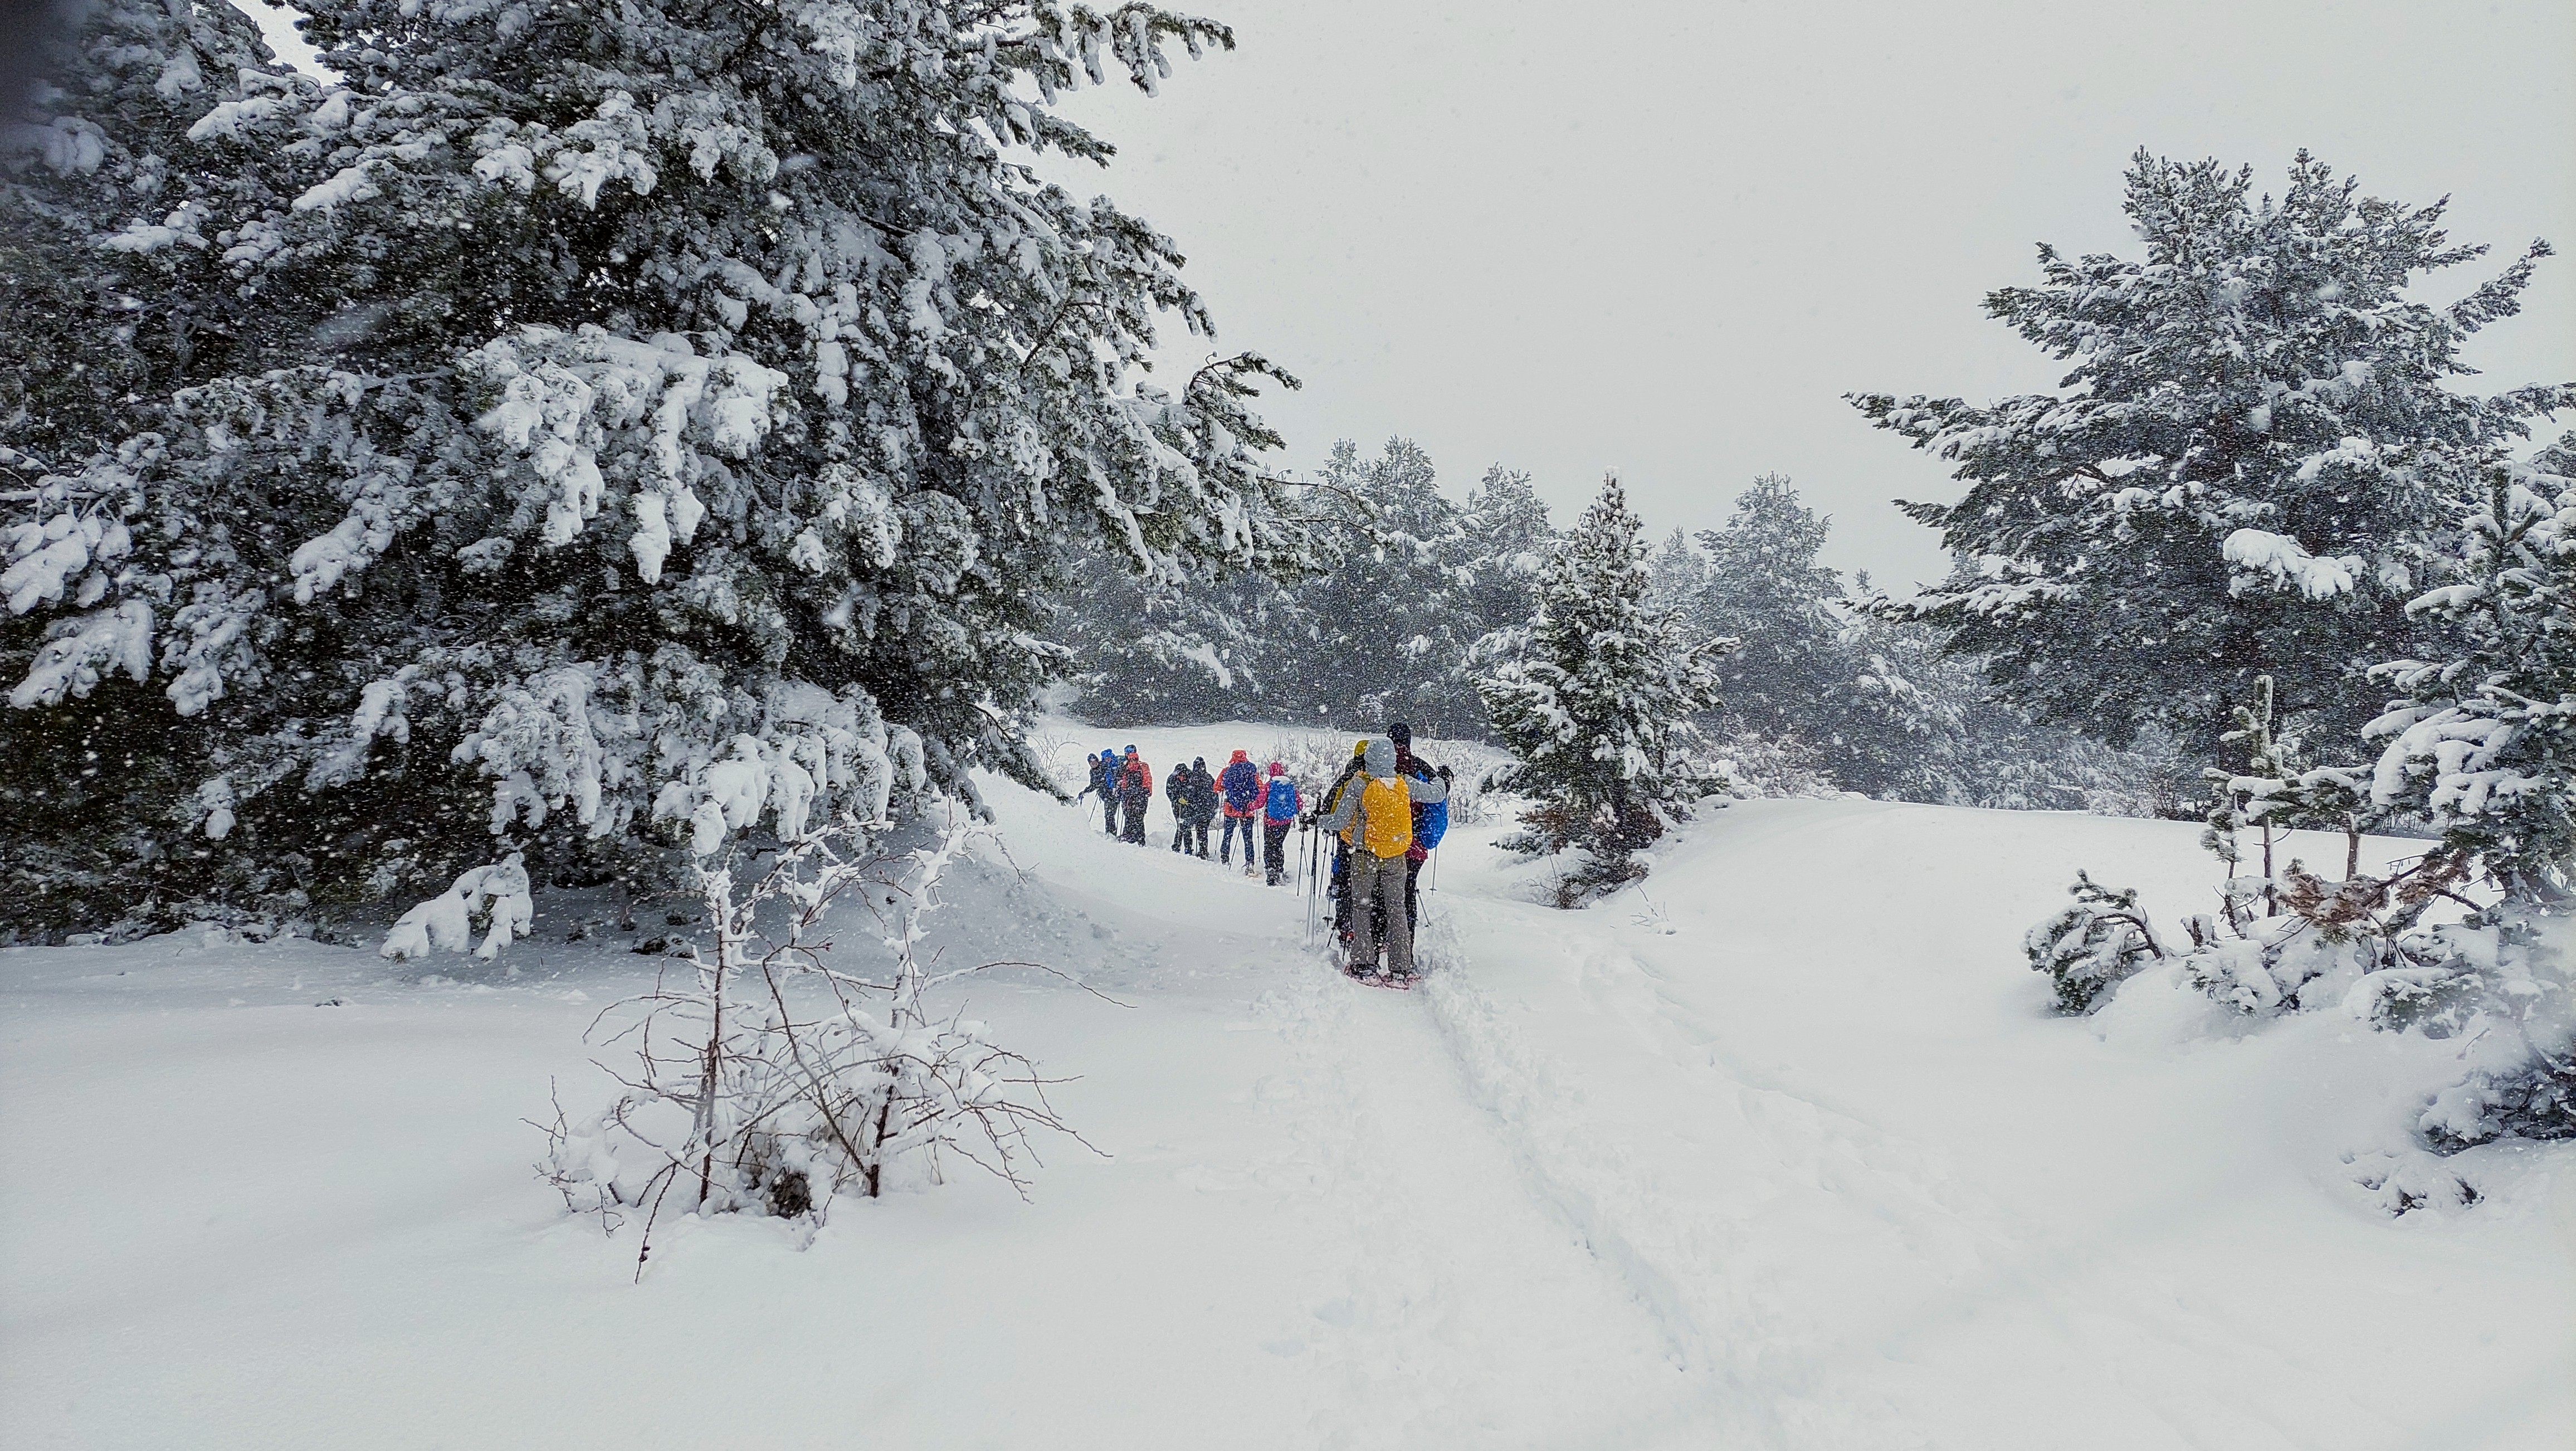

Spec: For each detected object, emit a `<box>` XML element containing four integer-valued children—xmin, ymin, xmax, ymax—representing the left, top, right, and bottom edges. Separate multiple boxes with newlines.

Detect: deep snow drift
<box><xmin>2</xmin><ymin>721</ymin><xmax>2568</xmax><ymax>1449</ymax></box>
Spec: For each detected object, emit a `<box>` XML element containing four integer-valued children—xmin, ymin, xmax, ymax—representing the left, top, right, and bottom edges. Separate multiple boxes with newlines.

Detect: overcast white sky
<box><xmin>1048</xmin><ymin>0</ymin><xmax>2576</xmax><ymax>587</ymax></box>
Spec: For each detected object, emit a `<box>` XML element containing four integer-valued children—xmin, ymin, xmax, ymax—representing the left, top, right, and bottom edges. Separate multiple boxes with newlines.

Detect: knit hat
<box><xmin>1269</xmin><ymin>761</ymin><xmax>1286</xmax><ymax>776</ymax></box>
<box><xmin>1388</xmin><ymin>722</ymin><xmax>1413</xmax><ymax>746</ymax></box>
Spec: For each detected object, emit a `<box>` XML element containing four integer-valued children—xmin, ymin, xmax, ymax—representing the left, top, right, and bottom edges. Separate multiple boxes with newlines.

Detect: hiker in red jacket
<box><xmin>1115</xmin><ymin>745</ymin><xmax>1153</xmax><ymax>844</ymax></box>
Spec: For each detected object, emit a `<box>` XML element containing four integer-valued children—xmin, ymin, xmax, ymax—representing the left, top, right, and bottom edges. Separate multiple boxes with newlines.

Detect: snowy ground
<box><xmin>3</xmin><ymin>720</ymin><xmax>2569</xmax><ymax>1449</ymax></box>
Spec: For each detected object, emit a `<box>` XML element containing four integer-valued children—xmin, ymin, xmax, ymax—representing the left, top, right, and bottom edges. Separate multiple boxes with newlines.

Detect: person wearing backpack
<box><xmin>1185</xmin><ymin>757</ymin><xmax>1218</xmax><ymax>856</ymax></box>
<box><xmin>1314</xmin><ymin>739</ymin><xmax>1369</xmax><ymax>936</ymax></box>
<box><xmin>1260</xmin><ymin>761</ymin><xmax>1302</xmax><ymax>887</ymax></box>
<box><xmin>1074</xmin><ymin>748</ymin><xmax>1119</xmax><ymax>835</ymax></box>
<box><xmin>1165</xmin><ymin>760</ymin><xmax>1196</xmax><ymax>853</ymax></box>
<box><xmin>1314</xmin><ymin>737</ymin><xmax>1446</xmax><ymax>979</ymax></box>
<box><xmin>1115</xmin><ymin>746</ymin><xmax>1153</xmax><ymax>845</ymax></box>
<box><xmin>1217</xmin><ymin>749</ymin><xmax>1264</xmax><ymax>873</ymax></box>
<box><xmin>1388</xmin><ymin>723</ymin><xmax>1453</xmax><ymax>923</ymax></box>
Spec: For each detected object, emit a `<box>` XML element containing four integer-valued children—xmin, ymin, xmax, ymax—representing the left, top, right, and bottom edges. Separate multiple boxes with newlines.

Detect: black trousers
<box><xmin>1263</xmin><ymin>821</ymin><xmax>1292</xmax><ymax>884</ymax></box>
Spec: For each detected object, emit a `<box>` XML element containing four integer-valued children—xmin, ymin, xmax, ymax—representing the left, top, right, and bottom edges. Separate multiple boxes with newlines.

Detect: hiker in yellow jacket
<box><xmin>1314</xmin><ymin>737</ymin><xmax>1448</xmax><ymax>979</ymax></box>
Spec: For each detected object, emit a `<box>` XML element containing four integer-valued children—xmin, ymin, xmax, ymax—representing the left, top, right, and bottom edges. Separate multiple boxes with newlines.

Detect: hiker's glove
<box><xmin>1437</xmin><ymin>765</ymin><xmax>1453</xmax><ymax>782</ymax></box>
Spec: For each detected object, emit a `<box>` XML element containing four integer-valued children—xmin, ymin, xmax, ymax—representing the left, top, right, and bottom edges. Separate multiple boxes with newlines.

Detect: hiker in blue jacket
<box><xmin>1217</xmin><ymin>749</ymin><xmax>1265</xmax><ymax>874</ymax></box>
<box><xmin>1260</xmin><ymin>761</ymin><xmax>1302</xmax><ymax>887</ymax></box>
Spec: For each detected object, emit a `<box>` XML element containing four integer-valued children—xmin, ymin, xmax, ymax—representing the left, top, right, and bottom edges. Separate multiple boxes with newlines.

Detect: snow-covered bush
<box><xmin>379</xmin><ymin>856</ymin><xmax>533</xmax><ymax>965</ymax></box>
<box><xmin>542</xmin><ymin>812</ymin><xmax>1080</xmax><ymax>1267</ymax></box>
<box><xmin>1706</xmin><ymin>727</ymin><xmax>1843</xmax><ymax>801</ymax></box>
<box><xmin>2024</xmin><ymin>871</ymin><xmax>2166</xmax><ymax>1013</ymax></box>
<box><xmin>2</xmin><ymin>0</ymin><xmax>1313</xmax><ymax>936</ymax></box>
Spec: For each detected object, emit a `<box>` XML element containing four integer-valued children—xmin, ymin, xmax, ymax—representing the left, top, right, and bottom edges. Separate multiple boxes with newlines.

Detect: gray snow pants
<box><xmin>1346</xmin><ymin>848</ymin><xmax>1412</xmax><ymax>977</ymax></box>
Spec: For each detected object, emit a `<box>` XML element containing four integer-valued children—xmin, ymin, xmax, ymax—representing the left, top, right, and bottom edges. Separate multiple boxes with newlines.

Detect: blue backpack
<box><xmin>1263</xmin><ymin>776</ymin><xmax>1301</xmax><ymax>823</ymax></box>
<box><xmin>1409</xmin><ymin>766</ymin><xmax>1448</xmax><ymax>850</ymax></box>
<box><xmin>1221</xmin><ymin>761</ymin><xmax>1263</xmax><ymax>812</ymax></box>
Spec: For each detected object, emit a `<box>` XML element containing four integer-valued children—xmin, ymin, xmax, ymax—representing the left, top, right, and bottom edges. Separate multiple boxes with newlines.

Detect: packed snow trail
<box><xmin>2</xmin><ymin>720</ymin><xmax>2569</xmax><ymax>1449</ymax></box>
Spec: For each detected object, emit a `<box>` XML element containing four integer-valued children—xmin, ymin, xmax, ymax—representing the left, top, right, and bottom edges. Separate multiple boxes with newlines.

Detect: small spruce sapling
<box><xmin>2024</xmin><ymin>870</ymin><xmax>2167</xmax><ymax>1012</ymax></box>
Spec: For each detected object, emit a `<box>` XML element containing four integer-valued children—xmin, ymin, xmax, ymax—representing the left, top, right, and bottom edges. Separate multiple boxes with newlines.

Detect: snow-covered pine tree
<box><xmin>1852</xmin><ymin>150</ymin><xmax>2574</xmax><ymax>768</ymax></box>
<box><xmin>1056</xmin><ymin>549</ymin><xmax>1294</xmax><ymax>724</ymax></box>
<box><xmin>2371</xmin><ymin>441</ymin><xmax>2576</xmax><ymax>907</ymax></box>
<box><xmin>1060</xmin><ymin>444</ymin><xmax>1558</xmax><ymax>737</ymax></box>
<box><xmin>1453</xmin><ymin>463</ymin><xmax>1557</xmax><ymax>637</ymax></box>
<box><xmin>2365</xmin><ymin>442</ymin><xmax>2576</xmax><ymax>1145</ymax></box>
<box><xmin>1643</xmin><ymin>527</ymin><xmax>1706</xmax><ymax>618</ymax></box>
<box><xmin>1685</xmin><ymin>474</ymin><xmax>1858</xmax><ymax>762</ymax></box>
<box><xmin>1</xmin><ymin>0</ymin><xmax>1313</xmax><ymax>937</ymax></box>
<box><xmin>1267</xmin><ymin>437</ymin><xmax>1482</xmax><ymax>734</ymax></box>
<box><xmin>1476</xmin><ymin>474</ymin><xmax>1731</xmax><ymax>899</ymax></box>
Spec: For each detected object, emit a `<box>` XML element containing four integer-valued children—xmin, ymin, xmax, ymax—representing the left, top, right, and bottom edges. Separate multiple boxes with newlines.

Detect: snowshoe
<box><xmin>1328</xmin><ymin>936</ymin><xmax>1409</xmax><ymax>988</ymax></box>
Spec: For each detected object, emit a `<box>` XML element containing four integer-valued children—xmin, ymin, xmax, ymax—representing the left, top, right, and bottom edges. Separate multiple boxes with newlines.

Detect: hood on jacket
<box><xmin>1363</xmin><ymin>738</ymin><xmax>1398</xmax><ymax>778</ymax></box>
<box><xmin>1229</xmin><ymin>749</ymin><xmax>1250</xmax><ymax>765</ymax></box>
<box><xmin>1268</xmin><ymin>761</ymin><xmax>1286</xmax><ymax>776</ymax></box>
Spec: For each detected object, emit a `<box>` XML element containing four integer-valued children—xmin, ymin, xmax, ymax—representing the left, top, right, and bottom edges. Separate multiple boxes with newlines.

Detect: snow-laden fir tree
<box><xmin>1271</xmin><ymin>437</ymin><xmax>1482</xmax><ymax>733</ymax></box>
<box><xmin>1056</xmin><ymin>557</ymin><xmax>1296</xmax><ymax>726</ymax></box>
<box><xmin>1</xmin><ymin>0</ymin><xmax>1312</xmax><ymax>934</ymax></box>
<box><xmin>1476</xmin><ymin>474</ymin><xmax>1731</xmax><ymax>899</ymax></box>
<box><xmin>1853</xmin><ymin>150</ymin><xmax>2574</xmax><ymax>769</ymax></box>
<box><xmin>1651</xmin><ymin>475</ymin><xmax>2182</xmax><ymax>810</ymax></box>
<box><xmin>2365</xmin><ymin>441</ymin><xmax>2576</xmax><ymax>1145</ymax></box>
<box><xmin>1451</xmin><ymin>462</ymin><xmax>1557</xmax><ymax>636</ymax></box>
<box><xmin>1685</xmin><ymin>474</ymin><xmax>1852</xmax><ymax>757</ymax></box>
<box><xmin>1643</xmin><ymin>527</ymin><xmax>1706</xmax><ymax>618</ymax></box>
<box><xmin>2370</xmin><ymin>440</ymin><xmax>2576</xmax><ymax>908</ymax></box>
<box><xmin>1063</xmin><ymin>436</ymin><xmax>1528</xmax><ymax>737</ymax></box>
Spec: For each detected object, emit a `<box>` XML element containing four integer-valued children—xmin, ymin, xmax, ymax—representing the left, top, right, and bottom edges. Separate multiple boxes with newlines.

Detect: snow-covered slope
<box><xmin>2</xmin><ymin>720</ymin><xmax>2567</xmax><ymax>1449</ymax></box>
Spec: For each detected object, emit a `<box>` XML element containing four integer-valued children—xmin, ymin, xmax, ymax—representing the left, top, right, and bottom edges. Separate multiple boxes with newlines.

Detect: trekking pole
<box><xmin>1302</xmin><ymin>824</ymin><xmax>1318</xmax><ymax>947</ymax></box>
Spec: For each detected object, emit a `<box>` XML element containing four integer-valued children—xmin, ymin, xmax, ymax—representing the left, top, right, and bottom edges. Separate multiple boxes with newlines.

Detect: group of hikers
<box><xmin>1075</xmin><ymin>724</ymin><xmax>1452</xmax><ymax>983</ymax></box>
<box><xmin>1077</xmin><ymin>744</ymin><xmax>1303</xmax><ymax>882</ymax></box>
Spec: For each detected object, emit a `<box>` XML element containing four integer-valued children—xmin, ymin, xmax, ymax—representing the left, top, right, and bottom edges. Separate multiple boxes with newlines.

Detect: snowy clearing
<box><xmin>3</xmin><ymin>720</ymin><xmax>2568</xmax><ymax>1450</ymax></box>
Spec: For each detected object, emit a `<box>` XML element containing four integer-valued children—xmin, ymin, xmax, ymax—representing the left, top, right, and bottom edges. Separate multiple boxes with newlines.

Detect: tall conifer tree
<box><xmin>1854</xmin><ymin>151</ymin><xmax>2573</xmax><ymax>766</ymax></box>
